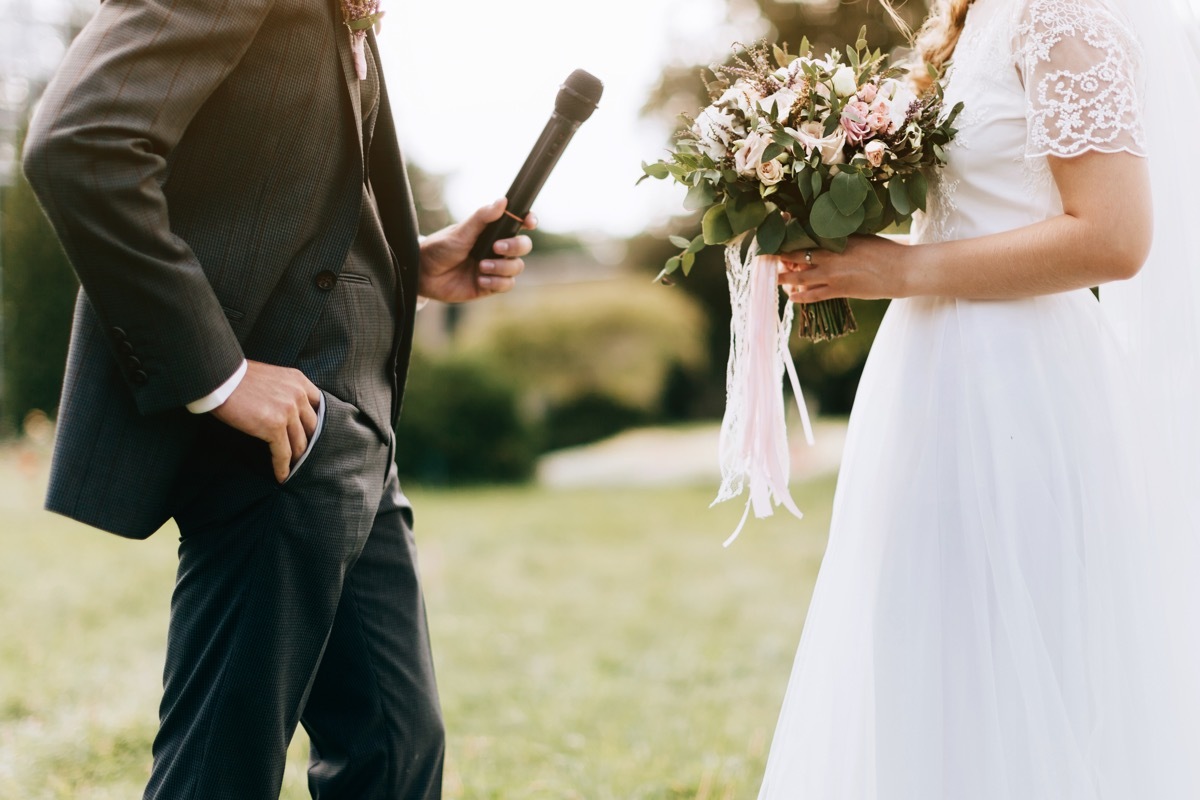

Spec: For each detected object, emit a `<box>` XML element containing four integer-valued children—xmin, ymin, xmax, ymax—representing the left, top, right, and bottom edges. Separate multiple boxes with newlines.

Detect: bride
<box><xmin>760</xmin><ymin>0</ymin><xmax>1200</xmax><ymax>796</ymax></box>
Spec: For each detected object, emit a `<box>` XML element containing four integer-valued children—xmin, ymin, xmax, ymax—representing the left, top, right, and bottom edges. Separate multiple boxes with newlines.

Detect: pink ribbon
<box><xmin>713</xmin><ymin>238</ymin><xmax>815</xmax><ymax>547</ymax></box>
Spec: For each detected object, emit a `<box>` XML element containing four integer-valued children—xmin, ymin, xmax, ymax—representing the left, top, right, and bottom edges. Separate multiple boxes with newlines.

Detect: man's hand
<box><xmin>210</xmin><ymin>361</ymin><xmax>321</xmax><ymax>483</ymax></box>
<box><xmin>418</xmin><ymin>198</ymin><xmax>536</xmax><ymax>303</ymax></box>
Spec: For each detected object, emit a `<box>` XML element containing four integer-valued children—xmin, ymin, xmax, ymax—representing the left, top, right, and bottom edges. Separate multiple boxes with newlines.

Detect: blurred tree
<box><xmin>639</xmin><ymin>0</ymin><xmax>933</xmax><ymax>415</ymax></box>
<box><xmin>1</xmin><ymin>128</ymin><xmax>78</xmax><ymax>433</ymax></box>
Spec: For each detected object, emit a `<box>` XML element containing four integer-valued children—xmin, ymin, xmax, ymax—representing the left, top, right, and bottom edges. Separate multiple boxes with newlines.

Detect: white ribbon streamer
<box><xmin>714</xmin><ymin>236</ymin><xmax>816</xmax><ymax>546</ymax></box>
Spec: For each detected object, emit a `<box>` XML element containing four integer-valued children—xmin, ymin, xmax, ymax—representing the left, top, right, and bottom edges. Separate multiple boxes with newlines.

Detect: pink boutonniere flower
<box><xmin>341</xmin><ymin>0</ymin><xmax>385</xmax><ymax>80</ymax></box>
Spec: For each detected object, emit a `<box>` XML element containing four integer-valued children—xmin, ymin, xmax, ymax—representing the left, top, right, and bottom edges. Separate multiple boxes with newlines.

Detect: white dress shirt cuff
<box><xmin>416</xmin><ymin>296</ymin><xmax>430</xmax><ymax>312</ymax></box>
<box><xmin>186</xmin><ymin>359</ymin><xmax>248</xmax><ymax>414</ymax></box>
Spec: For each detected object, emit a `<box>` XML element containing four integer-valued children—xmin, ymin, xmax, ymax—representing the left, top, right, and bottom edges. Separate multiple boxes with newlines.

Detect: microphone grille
<box><xmin>556</xmin><ymin>70</ymin><xmax>604</xmax><ymax>123</ymax></box>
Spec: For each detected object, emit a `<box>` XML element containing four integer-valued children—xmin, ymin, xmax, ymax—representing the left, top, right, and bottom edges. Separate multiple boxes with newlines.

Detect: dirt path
<box><xmin>537</xmin><ymin>419</ymin><xmax>848</xmax><ymax>489</ymax></box>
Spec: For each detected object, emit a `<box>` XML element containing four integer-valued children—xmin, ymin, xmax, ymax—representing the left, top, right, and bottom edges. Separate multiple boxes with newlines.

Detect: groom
<box><xmin>22</xmin><ymin>0</ymin><xmax>532</xmax><ymax>797</ymax></box>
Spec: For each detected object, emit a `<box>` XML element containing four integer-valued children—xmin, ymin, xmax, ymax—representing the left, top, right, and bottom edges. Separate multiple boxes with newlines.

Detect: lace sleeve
<box><xmin>1017</xmin><ymin>0</ymin><xmax>1146</xmax><ymax>158</ymax></box>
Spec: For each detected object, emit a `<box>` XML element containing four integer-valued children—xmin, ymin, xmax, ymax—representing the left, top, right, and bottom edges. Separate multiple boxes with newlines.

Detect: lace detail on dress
<box><xmin>922</xmin><ymin>176</ymin><xmax>962</xmax><ymax>243</ymax></box>
<box><xmin>1018</xmin><ymin>0</ymin><xmax>1146</xmax><ymax>157</ymax></box>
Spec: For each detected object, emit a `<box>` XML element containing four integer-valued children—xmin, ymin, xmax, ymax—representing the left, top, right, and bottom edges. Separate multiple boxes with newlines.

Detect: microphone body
<box><xmin>470</xmin><ymin>70</ymin><xmax>603</xmax><ymax>262</ymax></box>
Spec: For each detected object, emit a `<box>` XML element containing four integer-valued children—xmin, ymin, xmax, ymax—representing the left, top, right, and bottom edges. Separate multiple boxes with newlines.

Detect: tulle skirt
<box><xmin>759</xmin><ymin>291</ymin><xmax>1200</xmax><ymax>799</ymax></box>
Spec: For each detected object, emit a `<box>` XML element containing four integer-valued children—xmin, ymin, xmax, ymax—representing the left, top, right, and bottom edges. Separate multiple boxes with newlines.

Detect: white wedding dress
<box><xmin>758</xmin><ymin>0</ymin><xmax>1200</xmax><ymax>797</ymax></box>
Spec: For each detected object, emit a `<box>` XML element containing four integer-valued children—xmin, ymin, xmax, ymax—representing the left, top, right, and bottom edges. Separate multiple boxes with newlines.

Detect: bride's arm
<box><xmin>777</xmin><ymin>151</ymin><xmax>1152</xmax><ymax>303</ymax></box>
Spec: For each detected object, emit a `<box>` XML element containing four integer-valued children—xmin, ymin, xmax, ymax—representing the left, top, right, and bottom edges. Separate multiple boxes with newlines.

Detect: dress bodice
<box><xmin>914</xmin><ymin>0</ymin><xmax>1146</xmax><ymax>244</ymax></box>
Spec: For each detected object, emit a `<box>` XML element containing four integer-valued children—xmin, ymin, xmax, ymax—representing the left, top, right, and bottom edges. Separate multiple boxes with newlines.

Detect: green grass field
<box><xmin>0</xmin><ymin>451</ymin><xmax>835</xmax><ymax>799</ymax></box>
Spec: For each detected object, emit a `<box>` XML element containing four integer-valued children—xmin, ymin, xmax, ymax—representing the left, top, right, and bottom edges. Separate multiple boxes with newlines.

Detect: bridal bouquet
<box><xmin>641</xmin><ymin>32</ymin><xmax>962</xmax><ymax>542</ymax></box>
<box><xmin>642</xmin><ymin>31</ymin><xmax>962</xmax><ymax>340</ymax></box>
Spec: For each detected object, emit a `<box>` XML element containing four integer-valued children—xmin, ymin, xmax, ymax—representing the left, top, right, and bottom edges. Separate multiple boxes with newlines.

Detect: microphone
<box><xmin>470</xmin><ymin>69</ymin><xmax>604</xmax><ymax>262</ymax></box>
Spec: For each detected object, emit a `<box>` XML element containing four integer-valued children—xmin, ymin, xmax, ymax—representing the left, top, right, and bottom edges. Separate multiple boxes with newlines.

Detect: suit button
<box><xmin>111</xmin><ymin>327</ymin><xmax>128</xmax><ymax>341</ymax></box>
<box><xmin>118</xmin><ymin>341</ymin><xmax>135</xmax><ymax>355</ymax></box>
<box><xmin>131</xmin><ymin>370</ymin><xmax>149</xmax><ymax>386</ymax></box>
<box><xmin>314</xmin><ymin>271</ymin><xmax>338</xmax><ymax>292</ymax></box>
<box><xmin>126</xmin><ymin>356</ymin><xmax>142</xmax><ymax>370</ymax></box>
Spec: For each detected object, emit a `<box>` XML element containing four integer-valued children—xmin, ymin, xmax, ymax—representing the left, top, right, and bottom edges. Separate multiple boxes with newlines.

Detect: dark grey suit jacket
<box><xmin>23</xmin><ymin>0</ymin><xmax>420</xmax><ymax>539</ymax></box>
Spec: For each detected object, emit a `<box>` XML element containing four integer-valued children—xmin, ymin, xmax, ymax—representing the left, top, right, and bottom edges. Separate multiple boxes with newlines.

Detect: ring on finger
<box><xmin>804</xmin><ymin>249</ymin><xmax>814</xmax><ymax>267</ymax></box>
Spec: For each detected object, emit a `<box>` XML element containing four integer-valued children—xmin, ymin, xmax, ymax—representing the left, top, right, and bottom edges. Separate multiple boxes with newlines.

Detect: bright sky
<box><xmin>376</xmin><ymin>0</ymin><xmax>742</xmax><ymax>237</ymax></box>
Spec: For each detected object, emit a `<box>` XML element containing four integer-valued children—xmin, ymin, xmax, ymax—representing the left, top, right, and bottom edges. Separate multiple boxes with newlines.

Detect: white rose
<box><xmin>759</xmin><ymin>87</ymin><xmax>799</xmax><ymax>124</ymax></box>
<box><xmin>880</xmin><ymin>79</ymin><xmax>918</xmax><ymax>133</ymax></box>
<box><xmin>831</xmin><ymin>66</ymin><xmax>858</xmax><ymax>98</ymax></box>
<box><xmin>719</xmin><ymin>84</ymin><xmax>759</xmax><ymax>116</ymax></box>
<box><xmin>756</xmin><ymin>159</ymin><xmax>785</xmax><ymax>186</ymax></box>
<box><xmin>735</xmin><ymin>130</ymin><xmax>772</xmax><ymax>177</ymax></box>
<box><xmin>863</xmin><ymin>139</ymin><xmax>888</xmax><ymax>168</ymax></box>
<box><xmin>791</xmin><ymin>121</ymin><xmax>847</xmax><ymax>166</ymax></box>
<box><xmin>693</xmin><ymin>105</ymin><xmax>737</xmax><ymax>160</ymax></box>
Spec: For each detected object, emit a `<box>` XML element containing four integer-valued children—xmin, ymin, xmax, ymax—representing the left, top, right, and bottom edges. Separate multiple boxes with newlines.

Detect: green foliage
<box><xmin>1</xmin><ymin>150</ymin><xmax>79</xmax><ymax>433</ymax></box>
<box><xmin>394</xmin><ymin>350</ymin><xmax>538</xmax><ymax>485</ymax></box>
<box><xmin>457</xmin><ymin>277</ymin><xmax>710</xmax><ymax>445</ymax></box>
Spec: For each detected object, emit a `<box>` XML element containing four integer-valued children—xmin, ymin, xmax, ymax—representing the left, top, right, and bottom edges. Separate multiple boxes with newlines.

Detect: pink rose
<box><xmin>867</xmin><ymin>102</ymin><xmax>891</xmax><ymax>134</ymax></box>
<box><xmin>841</xmin><ymin>100</ymin><xmax>873</xmax><ymax>145</ymax></box>
<box><xmin>858</xmin><ymin>83</ymin><xmax>878</xmax><ymax>104</ymax></box>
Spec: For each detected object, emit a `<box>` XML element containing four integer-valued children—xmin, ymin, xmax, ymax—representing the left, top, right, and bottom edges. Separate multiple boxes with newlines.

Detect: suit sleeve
<box><xmin>23</xmin><ymin>0</ymin><xmax>277</xmax><ymax>415</ymax></box>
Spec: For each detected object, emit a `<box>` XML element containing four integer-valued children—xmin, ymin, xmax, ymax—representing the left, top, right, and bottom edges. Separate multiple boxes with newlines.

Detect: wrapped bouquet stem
<box><xmin>642</xmin><ymin>32</ymin><xmax>962</xmax><ymax>537</ymax></box>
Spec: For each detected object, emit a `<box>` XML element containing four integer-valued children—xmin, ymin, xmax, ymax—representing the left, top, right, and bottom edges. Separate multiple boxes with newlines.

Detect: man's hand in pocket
<box><xmin>211</xmin><ymin>361</ymin><xmax>321</xmax><ymax>483</ymax></box>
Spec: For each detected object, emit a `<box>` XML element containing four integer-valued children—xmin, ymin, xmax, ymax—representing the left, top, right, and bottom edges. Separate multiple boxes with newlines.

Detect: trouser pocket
<box><xmin>283</xmin><ymin>392</ymin><xmax>327</xmax><ymax>486</ymax></box>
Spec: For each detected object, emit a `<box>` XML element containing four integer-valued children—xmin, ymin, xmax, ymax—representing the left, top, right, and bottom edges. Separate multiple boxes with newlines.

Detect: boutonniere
<box><xmin>341</xmin><ymin>0</ymin><xmax>385</xmax><ymax>81</ymax></box>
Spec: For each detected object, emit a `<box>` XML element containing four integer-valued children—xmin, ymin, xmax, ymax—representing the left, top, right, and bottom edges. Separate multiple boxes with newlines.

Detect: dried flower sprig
<box><xmin>341</xmin><ymin>0</ymin><xmax>385</xmax><ymax>80</ymax></box>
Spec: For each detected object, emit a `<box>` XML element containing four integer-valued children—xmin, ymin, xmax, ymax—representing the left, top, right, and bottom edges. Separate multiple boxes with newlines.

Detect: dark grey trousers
<box><xmin>145</xmin><ymin>390</ymin><xmax>444</xmax><ymax>800</ymax></box>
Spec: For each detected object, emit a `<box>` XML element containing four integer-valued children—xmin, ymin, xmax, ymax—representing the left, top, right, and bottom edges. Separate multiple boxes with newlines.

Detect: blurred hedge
<box><xmin>394</xmin><ymin>350</ymin><xmax>538</xmax><ymax>485</ymax></box>
<box><xmin>456</xmin><ymin>276</ymin><xmax>709</xmax><ymax>449</ymax></box>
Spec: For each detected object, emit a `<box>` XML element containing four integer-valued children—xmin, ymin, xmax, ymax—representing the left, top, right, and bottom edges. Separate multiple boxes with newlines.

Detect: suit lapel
<box><xmin>330</xmin><ymin>0</ymin><xmax>364</xmax><ymax>160</ymax></box>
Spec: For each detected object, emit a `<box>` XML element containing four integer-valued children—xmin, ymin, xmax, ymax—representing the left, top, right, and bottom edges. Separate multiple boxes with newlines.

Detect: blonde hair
<box><xmin>911</xmin><ymin>0</ymin><xmax>978</xmax><ymax>90</ymax></box>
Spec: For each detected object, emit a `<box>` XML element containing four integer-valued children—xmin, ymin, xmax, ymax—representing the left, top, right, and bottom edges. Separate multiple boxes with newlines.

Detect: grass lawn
<box><xmin>0</xmin><ymin>450</ymin><xmax>835</xmax><ymax>799</ymax></box>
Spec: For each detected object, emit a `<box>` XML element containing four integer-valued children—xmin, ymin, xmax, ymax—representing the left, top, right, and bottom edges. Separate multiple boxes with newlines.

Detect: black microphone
<box><xmin>470</xmin><ymin>69</ymin><xmax>604</xmax><ymax>262</ymax></box>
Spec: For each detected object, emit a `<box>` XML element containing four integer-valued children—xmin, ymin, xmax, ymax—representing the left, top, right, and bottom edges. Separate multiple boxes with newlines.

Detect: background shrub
<box><xmin>394</xmin><ymin>351</ymin><xmax>538</xmax><ymax>485</ymax></box>
<box><xmin>456</xmin><ymin>276</ymin><xmax>709</xmax><ymax>448</ymax></box>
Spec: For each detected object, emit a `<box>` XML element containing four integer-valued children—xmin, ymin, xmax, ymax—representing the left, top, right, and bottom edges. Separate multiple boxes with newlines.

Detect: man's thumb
<box><xmin>468</xmin><ymin>197</ymin><xmax>508</xmax><ymax>233</ymax></box>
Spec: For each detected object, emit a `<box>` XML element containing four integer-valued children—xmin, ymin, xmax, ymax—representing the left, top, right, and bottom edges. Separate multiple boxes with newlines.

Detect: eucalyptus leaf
<box><xmin>682</xmin><ymin>251</ymin><xmax>696</xmax><ymax>276</ymax></box>
<box><xmin>810</xmin><ymin>193</ymin><xmax>866</xmax><ymax>239</ymax></box>
<box><xmin>831</xmin><ymin>171</ymin><xmax>870</xmax><ymax>216</ymax></box>
<box><xmin>702</xmin><ymin>204</ymin><xmax>734</xmax><ymax>245</ymax></box>
<box><xmin>798</xmin><ymin>168</ymin><xmax>814</xmax><ymax>202</ymax></box>
<box><xmin>669</xmin><ymin>235</ymin><xmax>692</xmax><ymax>250</ymax></box>
<box><xmin>782</xmin><ymin>220</ymin><xmax>818</xmax><ymax>254</ymax></box>
<box><xmin>687</xmin><ymin>235</ymin><xmax>706</xmax><ymax>255</ymax></box>
<box><xmin>813</xmin><ymin>235</ymin><xmax>848</xmax><ymax>254</ymax></box>
<box><xmin>889</xmin><ymin>176</ymin><xmax>913</xmax><ymax>217</ymax></box>
<box><xmin>642</xmin><ymin>161</ymin><xmax>670</xmax><ymax>180</ymax></box>
<box><xmin>756</xmin><ymin>211</ymin><xmax>787</xmax><ymax>255</ymax></box>
<box><xmin>907</xmin><ymin>171</ymin><xmax>929</xmax><ymax>212</ymax></box>
<box><xmin>726</xmin><ymin>196</ymin><xmax>770</xmax><ymax>236</ymax></box>
<box><xmin>664</xmin><ymin>256</ymin><xmax>681</xmax><ymax>275</ymax></box>
<box><xmin>684</xmin><ymin>182</ymin><xmax>716</xmax><ymax>211</ymax></box>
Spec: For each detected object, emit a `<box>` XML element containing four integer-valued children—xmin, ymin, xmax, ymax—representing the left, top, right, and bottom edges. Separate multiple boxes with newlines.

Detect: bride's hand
<box><xmin>778</xmin><ymin>234</ymin><xmax>914</xmax><ymax>303</ymax></box>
